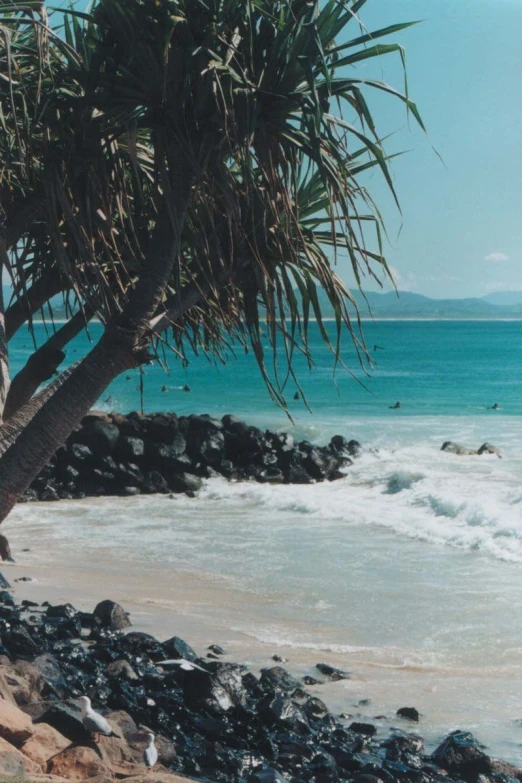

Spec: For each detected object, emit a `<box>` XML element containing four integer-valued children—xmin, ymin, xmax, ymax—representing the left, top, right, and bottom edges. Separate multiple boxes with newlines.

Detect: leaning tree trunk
<box><xmin>0</xmin><ymin>173</ymin><xmax>192</xmax><ymax>524</ymax></box>
<box><xmin>0</xmin><ymin>326</ymin><xmax>142</xmax><ymax>519</ymax></box>
<box><xmin>3</xmin><ymin>308</ymin><xmax>93</xmax><ymax>419</ymax></box>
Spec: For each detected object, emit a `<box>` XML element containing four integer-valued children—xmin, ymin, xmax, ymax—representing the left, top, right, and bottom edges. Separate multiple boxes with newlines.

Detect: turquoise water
<box><xmin>11</xmin><ymin>319</ymin><xmax>522</xmax><ymax>421</ymax></box>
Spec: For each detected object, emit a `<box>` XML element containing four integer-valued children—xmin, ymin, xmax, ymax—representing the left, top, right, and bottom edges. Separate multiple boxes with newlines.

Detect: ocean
<box><xmin>5</xmin><ymin>320</ymin><xmax>522</xmax><ymax>763</ymax></box>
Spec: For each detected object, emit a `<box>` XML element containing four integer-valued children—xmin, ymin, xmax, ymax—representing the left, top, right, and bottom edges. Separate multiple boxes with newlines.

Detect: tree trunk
<box><xmin>3</xmin><ymin>309</ymin><xmax>92</xmax><ymax>420</ymax></box>
<box><xmin>0</xmin><ymin>327</ymin><xmax>140</xmax><ymax>519</ymax></box>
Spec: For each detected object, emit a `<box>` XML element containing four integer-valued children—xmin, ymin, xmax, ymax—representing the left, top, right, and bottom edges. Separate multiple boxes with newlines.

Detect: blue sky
<box><xmin>341</xmin><ymin>0</ymin><xmax>522</xmax><ymax>298</ymax></box>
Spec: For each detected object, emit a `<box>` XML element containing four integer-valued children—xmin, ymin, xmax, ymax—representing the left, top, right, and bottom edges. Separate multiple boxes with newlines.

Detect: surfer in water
<box><xmin>389</xmin><ymin>401</ymin><xmax>401</xmax><ymax>409</ymax></box>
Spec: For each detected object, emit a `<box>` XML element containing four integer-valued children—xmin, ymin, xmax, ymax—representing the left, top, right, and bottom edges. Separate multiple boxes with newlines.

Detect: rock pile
<box><xmin>0</xmin><ymin>589</ymin><xmax>519</xmax><ymax>783</ymax></box>
<box><xmin>23</xmin><ymin>413</ymin><xmax>361</xmax><ymax>502</ymax></box>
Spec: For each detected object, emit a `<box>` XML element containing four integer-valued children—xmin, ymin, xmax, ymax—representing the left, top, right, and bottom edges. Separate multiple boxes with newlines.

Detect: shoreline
<box><xmin>5</xmin><ymin>504</ymin><xmax>522</xmax><ymax>768</ymax></box>
<box><xmin>1</xmin><ymin>563</ymin><xmax>522</xmax><ymax>782</ymax></box>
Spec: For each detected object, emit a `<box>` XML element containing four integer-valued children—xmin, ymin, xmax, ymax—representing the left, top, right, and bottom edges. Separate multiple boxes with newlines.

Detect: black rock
<box><xmin>303</xmin><ymin>675</ymin><xmax>321</xmax><ymax>686</ymax></box>
<box><xmin>432</xmin><ymin>731</ymin><xmax>492</xmax><ymax>781</ymax></box>
<box><xmin>93</xmin><ymin>600</ymin><xmax>131</xmax><ymax>631</ymax></box>
<box><xmin>46</xmin><ymin>603</ymin><xmax>77</xmax><ymax>619</ymax></box>
<box><xmin>0</xmin><ymin>590</ymin><xmax>14</xmax><ymax>605</ymax></box>
<box><xmin>117</xmin><ymin>436</ymin><xmax>145</xmax><ymax>460</ymax></box>
<box><xmin>162</xmin><ymin>636</ymin><xmax>198</xmax><ymax>662</ymax></box>
<box><xmin>260</xmin><ymin>667</ymin><xmax>302</xmax><ymax>693</ymax></box>
<box><xmin>169</xmin><ymin>473</ymin><xmax>203</xmax><ymax>494</ymax></box>
<box><xmin>80</xmin><ymin>418</ymin><xmax>120</xmax><ymax>456</ymax></box>
<box><xmin>33</xmin><ymin>652</ymin><xmax>68</xmax><ymax>698</ymax></box>
<box><xmin>4</xmin><ymin>626</ymin><xmax>39</xmax><ymax>658</ymax></box>
<box><xmin>208</xmin><ymin>644</ymin><xmax>227</xmax><ymax>655</ymax></box>
<box><xmin>183</xmin><ymin>662</ymin><xmax>247</xmax><ymax>714</ymax></box>
<box><xmin>259</xmin><ymin>693</ymin><xmax>310</xmax><ymax>734</ymax></box>
<box><xmin>68</xmin><ymin>442</ymin><xmax>94</xmax><ymax>464</ymax></box>
<box><xmin>397</xmin><ymin>707</ymin><xmax>420</xmax><ymax>722</ymax></box>
<box><xmin>120</xmin><ymin>632</ymin><xmax>162</xmax><ymax>658</ymax></box>
<box><xmin>315</xmin><ymin>663</ymin><xmax>350</xmax><ymax>680</ymax></box>
<box><xmin>349</xmin><ymin>722</ymin><xmax>377</xmax><ymax>737</ymax></box>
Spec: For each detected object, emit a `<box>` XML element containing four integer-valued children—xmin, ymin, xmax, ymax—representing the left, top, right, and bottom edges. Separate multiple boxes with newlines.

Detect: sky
<box><xmin>70</xmin><ymin>0</ymin><xmax>522</xmax><ymax>300</ymax></box>
<box><xmin>338</xmin><ymin>0</ymin><xmax>522</xmax><ymax>298</ymax></box>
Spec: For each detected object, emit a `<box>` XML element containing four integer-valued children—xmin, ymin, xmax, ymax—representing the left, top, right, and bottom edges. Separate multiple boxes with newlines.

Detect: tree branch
<box><xmin>5</xmin><ymin>272</ymin><xmax>66</xmax><ymax>340</ymax></box>
<box><xmin>3</xmin><ymin>308</ymin><xmax>93</xmax><ymax>420</ymax></box>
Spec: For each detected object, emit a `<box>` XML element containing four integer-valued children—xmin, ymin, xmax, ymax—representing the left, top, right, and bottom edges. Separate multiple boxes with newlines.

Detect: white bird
<box><xmin>143</xmin><ymin>732</ymin><xmax>158</xmax><ymax>771</ymax></box>
<box><xmin>79</xmin><ymin>696</ymin><xmax>121</xmax><ymax>742</ymax></box>
<box><xmin>156</xmin><ymin>658</ymin><xmax>208</xmax><ymax>672</ymax></box>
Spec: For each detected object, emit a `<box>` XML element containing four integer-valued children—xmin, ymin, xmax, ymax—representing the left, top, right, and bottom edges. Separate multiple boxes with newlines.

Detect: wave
<box><xmin>197</xmin><ymin>438</ymin><xmax>522</xmax><ymax>563</ymax></box>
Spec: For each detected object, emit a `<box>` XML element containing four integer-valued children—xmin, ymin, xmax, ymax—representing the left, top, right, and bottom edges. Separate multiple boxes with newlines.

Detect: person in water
<box><xmin>491</xmin><ymin>402</ymin><xmax>499</xmax><ymax>410</ymax></box>
<box><xmin>389</xmin><ymin>401</ymin><xmax>401</xmax><ymax>409</ymax></box>
<box><xmin>182</xmin><ymin>384</ymin><xmax>191</xmax><ymax>392</ymax></box>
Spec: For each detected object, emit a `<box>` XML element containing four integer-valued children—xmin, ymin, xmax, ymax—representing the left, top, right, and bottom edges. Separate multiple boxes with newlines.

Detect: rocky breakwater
<box><xmin>23</xmin><ymin>412</ymin><xmax>361</xmax><ymax>502</ymax></box>
<box><xmin>0</xmin><ymin>590</ymin><xmax>519</xmax><ymax>783</ymax></box>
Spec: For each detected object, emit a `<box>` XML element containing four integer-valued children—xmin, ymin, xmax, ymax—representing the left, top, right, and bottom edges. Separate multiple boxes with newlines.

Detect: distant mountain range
<box><xmin>4</xmin><ymin>285</ymin><xmax>522</xmax><ymax>322</ymax></box>
<box><xmin>330</xmin><ymin>290</ymin><xmax>522</xmax><ymax>319</ymax></box>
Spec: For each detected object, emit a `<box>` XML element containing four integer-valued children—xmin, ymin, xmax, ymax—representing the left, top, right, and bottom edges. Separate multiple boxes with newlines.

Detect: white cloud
<box><xmin>484</xmin><ymin>252</ymin><xmax>510</xmax><ymax>263</ymax></box>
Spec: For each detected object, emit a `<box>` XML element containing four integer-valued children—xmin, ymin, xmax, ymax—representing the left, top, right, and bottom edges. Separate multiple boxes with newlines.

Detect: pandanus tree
<box><xmin>0</xmin><ymin>0</ymin><xmax>423</xmax><ymax>524</ymax></box>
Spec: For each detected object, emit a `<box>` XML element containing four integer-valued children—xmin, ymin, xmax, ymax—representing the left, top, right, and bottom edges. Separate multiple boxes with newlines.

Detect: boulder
<box><xmin>259</xmin><ymin>693</ymin><xmax>310</xmax><ymax>735</ymax></box>
<box><xmin>183</xmin><ymin>662</ymin><xmax>247</xmax><ymax>713</ymax></box>
<box><xmin>48</xmin><ymin>745</ymin><xmax>113</xmax><ymax>781</ymax></box>
<box><xmin>315</xmin><ymin>663</ymin><xmax>350</xmax><ymax>680</ymax></box>
<box><xmin>4</xmin><ymin>625</ymin><xmax>39</xmax><ymax>658</ymax></box>
<box><xmin>0</xmin><ymin>697</ymin><xmax>34</xmax><ymax>746</ymax></box>
<box><xmin>80</xmin><ymin>419</ymin><xmax>120</xmax><ymax>456</ymax></box>
<box><xmin>349</xmin><ymin>722</ymin><xmax>377</xmax><ymax>737</ymax></box>
<box><xmin>93</xmin><ymin>600</ymin><xmax>131</xmax><ymax>631</ymax></box>
<box><xmin>441</xmin><ymin>441</ymin><xmax>477</xmax><ymax>456</ymax></box>
<box><xmin>260</xmin><ymin>667</ymin><xmax>302</xmax><ymax>693</ymax></box>
<box><xmin>33</xmin><ymin>653</ymin><xmax>68</xmax><ymax>699</ymax></box>
<box><xmin>0</xmin><ymin>734</ymin><xmax>43</xmax><ymax>776</ymax></box>
<box><xmin>432</xmin><ymin>730</ymin><xmax>492</xmax><ymax>781</ymax></box>
<box><xmin>161</xmin><ymin>636</ymin><xmax>198</xmax><ymax>662</ymax></box>
<box><xmin>169</xmin><ymin>473</ymin><xmax>203</xmax><ymax>495</ymax></box>
<box><xmin>396</xmin><ymin>707</ymin><xmax>420</xmax><ymax>722</ymax></box>
<box><xmin>20</xmin><ymin>722</ymin><xmax>70</xmax><ymax>770</ymax></box>
<box><xmin>478</xmin><ymin>442</ymin><xmax>502</xmax><ymax>458</ymax></box>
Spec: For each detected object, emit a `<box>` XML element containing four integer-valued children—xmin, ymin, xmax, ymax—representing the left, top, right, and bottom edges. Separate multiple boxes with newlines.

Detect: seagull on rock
<box><xmin>144</xmin><ymin>732</ymin><xmax>158</xmax><ymax>771</ymax></box>
<box><xmin>156</xmin><ymin>658</ymin><xmax>208</xmax><ymax>672</ymax></box>
<box><xmin>79</xmin><ymin>696</ymin><xmax>121</xmax><ymax>742</ymax></box>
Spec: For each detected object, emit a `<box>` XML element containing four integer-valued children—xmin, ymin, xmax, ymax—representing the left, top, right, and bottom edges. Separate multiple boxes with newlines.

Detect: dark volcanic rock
<box><xmin>432</xmin><ymin>730</ymin><xmax>492</xmax><ymax>781</ymax></box>
<box><xmin>93</xmin><ymin>599</ymin><xmax>131</xmax><ymax>631</ymax></box>
<box><xmin>183</xmin><ymin>662</ymin><xmax>247</xmax><ymax>713</ymax></box>
<box><xmin>397</xmin><ymin>707</ymin><xmax>420</xmax><ymax>722</ymax></box>
<box><xmin>162</xmin><ymin>636</ymin><xmax>198</xmax><ymax>662</ymax></box>
<box><xmin>80</xmin><ymin>418</ymin><xmax>120</xmax><ymax>455</ymax></box>
<box><xmin>349</xmin><ymin>722</ymin><xmax>377</xmax><ymax>737</ymax></box>
<box><xmin>315</xmin><ymin>663</ymin><xmax>350</xmax><ymax>680</ymax></box>
<box><xmin>33</xmin><ymin>653</ymin><xmax>67</xmax><ymax>698</ymax></box>
<box><xmin>260</xmin><ymin>667</ymin><xmax>302</xmax><ymax>693</ymax></box>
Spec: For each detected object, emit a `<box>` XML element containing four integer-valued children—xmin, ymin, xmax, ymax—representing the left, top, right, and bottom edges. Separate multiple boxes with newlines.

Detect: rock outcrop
<box><xmin>22</xmin><ymin>412</ymin><xmax>360</xmax><ymax>502</ymax></box>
